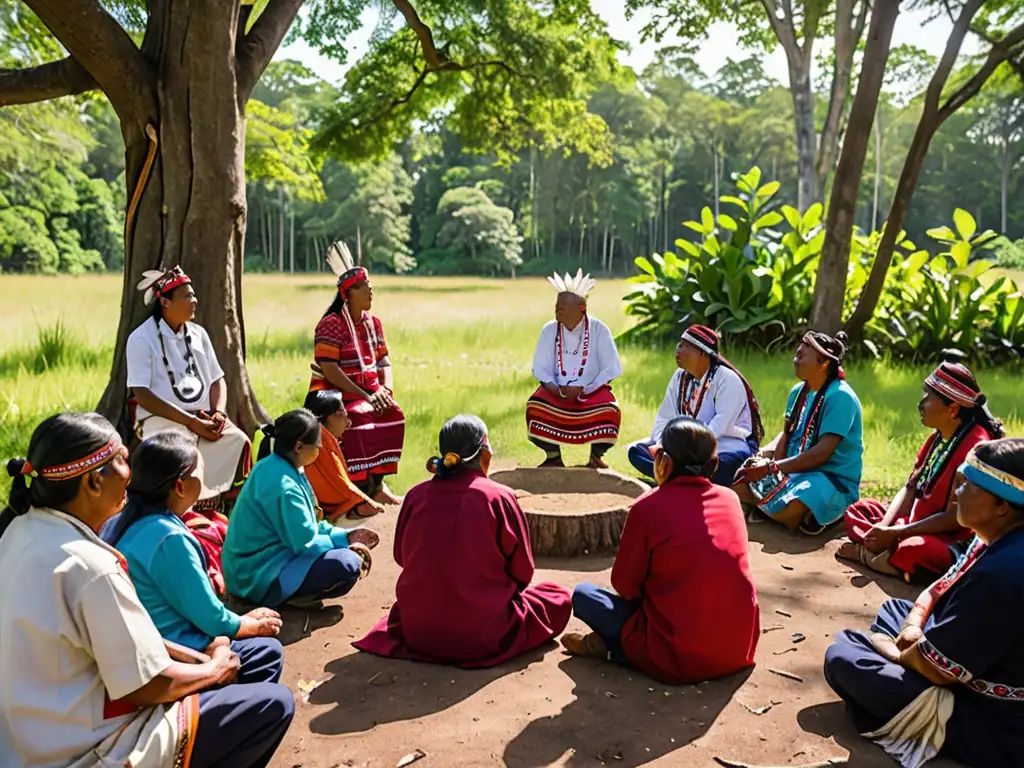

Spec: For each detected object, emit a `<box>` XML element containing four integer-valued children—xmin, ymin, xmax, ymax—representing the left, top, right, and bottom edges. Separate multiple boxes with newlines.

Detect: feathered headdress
<box><xmin>325</xmin><ymin>240</ymin><xmax>368</xmax><ymax>298</ymax></box>
<box><xmin>136</xmin><ymin>266</ymin><xmax>190</xmax><ymax>305</ymax></box>
<box><xmin>548</xmin><ymin>268</ymin><xmax>596</xmax><ymax>301</ymax></box>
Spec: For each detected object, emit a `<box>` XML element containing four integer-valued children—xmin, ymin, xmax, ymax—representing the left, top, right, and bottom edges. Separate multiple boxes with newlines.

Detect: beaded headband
<box><xmin>338</xmin><ymin>267</ymin><xmax>369</xmax><ymax>297</ymax></box>
<box><xmin>960</xmin><ymin>451</ymin><xmax>1024</xmax><ymax>506</ymax></box>
<box><xmin>20</xmin><ymin>440</ymin><xmax>126</xmax><ymax>481</ymax></box>
<box><xmin>681</xmin><ymin>325</ymin><xmax>719</xmax><ymax>357</ymax></box>
<box><xmin>926</xmin><ymin>364</ymin><xmax>980</xmax><ymax>408</ymax></box>
<box><xmin>803</xmin><ymin>332</ymin><xmax>843</xmax><ymax>363</ymax></box>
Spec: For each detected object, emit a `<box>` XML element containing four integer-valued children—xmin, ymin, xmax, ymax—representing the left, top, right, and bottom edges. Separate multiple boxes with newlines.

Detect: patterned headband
<box><xmin>960</xmin><ymin>451</ymin><xmax>1024</xmax><ymax>506</ymax></box>
<box><xmin>926</xmin><ymin>364</ymin><xmax>980</xmax><ymax>408</ymax></box>
<box><xmin>136</xmin><ymin>266</ymin><xmax>191</xmax><ymax>306</ymax></box>
<box><xmin>681</xmin><ymin>326</ymin><xmax>719</xmax><ymax>357</ymax></box>
<box><xmin>338</xmin><ymin>267</ymin><xmax>369</xmax><ymax>298</ymax></box>
<box><xmin>803</xmin><ymin>332</ymin><xmax>843</xmax><ymax>363</ymax></box>
<box><xmin>20</xmin><ymin>440</ymin><xmax>126</xmax><ymax>481</ymax></box>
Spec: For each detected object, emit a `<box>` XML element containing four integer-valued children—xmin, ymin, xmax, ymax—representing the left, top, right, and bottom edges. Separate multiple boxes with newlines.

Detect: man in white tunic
<box><xmin>126</xmin><ymin>266</ymin><xmax>251</xmax><ymax>507</ymax></box>
<box><xmin>628</xmin><ymin>324</ymin><xmax>763</xmax><ymax>486</ymax></box>
<box><xmin>526</xmin><ymin>270</ymin><xmax>623</xmax><ymax>468</ymax></box>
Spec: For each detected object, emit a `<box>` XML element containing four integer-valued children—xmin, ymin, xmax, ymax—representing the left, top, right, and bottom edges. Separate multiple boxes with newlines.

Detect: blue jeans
<box><xmin>572</xmin><ymin>583</ymin><xmax>640</xmax><ymax>665</ymax></box>
<box><xmin>192</xmin><ymin>638</ymin><xmax>294</xmax><ymax>767</ymax></box>
<box><xmin>628</xmin><ymin>438</ymin><xmax>755</xmax><ymax>487</ymax></box>
<box><xmin>263</xmin><ymin>548</ymin><xmax>363</xmax><ymax>607</ymax></box>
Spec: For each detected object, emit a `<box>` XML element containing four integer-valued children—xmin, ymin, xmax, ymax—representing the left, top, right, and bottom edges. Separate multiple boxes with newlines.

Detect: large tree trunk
<box><xmin>790</xmin><ymin>61</ymin><xmax>817</xmax><ymax>211</ymax></box>
<box><xmin>97</xmin><ymin>1</ymin><xmax>268</xmax><ymax>436</ymax></box>
<box><xmin>809</xmin><ymin>0</ymin><xmax>900</xmax><ymax>333</ymax></box>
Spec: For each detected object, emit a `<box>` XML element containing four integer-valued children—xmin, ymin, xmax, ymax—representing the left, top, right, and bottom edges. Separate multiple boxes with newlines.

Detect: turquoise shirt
<box><xmin>784</xmin><ymin>379</ymin><xmax>864</xmax><ymax>495</ymax></box>
<box><xmin>222</xmin><ymin>453</ymin><xmax>350</xmax><ymax>603</ymax></box>
<box><xmin>114</xmin><ymin>508</ymin><xmax>242</xmax><ymax>650</ymax></box>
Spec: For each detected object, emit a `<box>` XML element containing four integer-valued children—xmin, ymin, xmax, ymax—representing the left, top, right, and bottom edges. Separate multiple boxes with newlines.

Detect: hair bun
<box><xmin>426</xmin><ymin>457</ymin><xmax>441</xmax><ymax>475</ymax></box>
<box><xmin>834</xmin><ymin>331</ymin><xmax>849</xmax><ymax>345</ymax></box>
<box><xmin>6</xmin><ymin>458</ymin><xmax>27</xmax><ymax>478</ymax></box>
<box><xmin>260</xmin><ymin>423</ymin><xmax>276</xmax><ymax>438</ymax></box>
<box><xmin>443</xmin><ymin>452</ymin><xmax>461</xmax><ymax>469</ymax></box>
<box><xmin>976</xmin><ymin>393</ymin><xmax>988</xmax><ymax>407</ymax></box>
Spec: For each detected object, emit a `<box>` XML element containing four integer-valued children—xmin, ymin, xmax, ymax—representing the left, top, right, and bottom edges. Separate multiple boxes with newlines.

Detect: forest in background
<box><xmin>2</xmin><ymin>30</ymin><xmax>1023</xmax><ymax>278</ymax></box>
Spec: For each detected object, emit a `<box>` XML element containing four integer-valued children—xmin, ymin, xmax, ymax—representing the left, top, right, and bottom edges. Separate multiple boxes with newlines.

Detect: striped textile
<box><xmin>526</xmin><ymin>385</ymin><xmax>621</xmax><ymax>446</ymax></box>
<box><xmin>343</xmin><ymin>397</ymin><xmax>405</xmax><ymax>482</ymax></box>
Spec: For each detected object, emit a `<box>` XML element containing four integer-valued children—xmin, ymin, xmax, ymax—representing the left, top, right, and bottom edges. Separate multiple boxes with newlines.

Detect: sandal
<box><xmin>561</xmin><ymin>632</ymin><xmax>609</xmax><ymax>659</ymax></box>
<box><xmin>345</xmin><ymin>503</ymin><xmax>381</xmax><ymax>520</ymax></box>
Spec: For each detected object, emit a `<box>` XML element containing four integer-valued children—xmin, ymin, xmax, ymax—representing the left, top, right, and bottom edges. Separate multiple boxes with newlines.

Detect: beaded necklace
<box><xmin>914</xmin><ymin>426</ymin><xmax>965</xmax><ymax>498</ymax></box>
<box><xmin>680</xmin><ymin>366</ymin><xmax>715</xmax><ymax>418</ymax></box>
<box><xmin>340</xmin><ymin>305</ymin><xmax>380</xmax><ymax>377</ymax></box>
<box><xmin>556</xmin><ymin>315</ymin><xmax>590</xmax><ymax>382</ymax></box>
<box><xmin>784</xmin><ymin>379</ymin><xmax>835</xmax><ymax>456</ymax></box>
<box><xmin>154</xmin><ymin>317</ymin><xmax>205</xmax><ymax>404</ymax></box>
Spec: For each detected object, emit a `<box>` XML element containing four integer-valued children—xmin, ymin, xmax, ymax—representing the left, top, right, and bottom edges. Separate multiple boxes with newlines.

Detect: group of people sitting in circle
<box><xmin>0</xmin><ymin>252</ymin><xmax>1021</xmax><ymax>768</ymax></box>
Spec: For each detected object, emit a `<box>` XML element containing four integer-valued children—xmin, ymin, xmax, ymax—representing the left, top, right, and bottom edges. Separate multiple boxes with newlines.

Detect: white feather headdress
<box><xmin>325</xmin><ymin>240</ymin><xmax>355</xmax><ymax>279</ymax></box>
<box><xmin>548</xmin><ymin>268</ymin><xmax>596</xmax><ymax>300</ymax></box>
<box><xmin>136</xmin><ymin>266</ymin><xmax>189</xmax><ymax>305</ymax></box>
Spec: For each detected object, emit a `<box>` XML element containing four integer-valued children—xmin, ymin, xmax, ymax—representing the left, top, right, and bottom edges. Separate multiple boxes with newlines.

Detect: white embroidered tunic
<box><xmin>650</xmin><ymin>366</ymin><xmax>753</xmax><ymax>454</ymax></box>
<box><xmin>531</xmin><ymin>317</ymin><xmax>622</xmax><ymax>394</ymax></box>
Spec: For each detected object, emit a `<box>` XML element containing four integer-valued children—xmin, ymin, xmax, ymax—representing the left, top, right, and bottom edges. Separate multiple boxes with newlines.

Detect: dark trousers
<box><xmin>263</xmin><ymin>547</ymin><xmax>363</xmax><ymax>607</ymax></box>
<box><xmin>571</xmin><ymin>582</ymin><xmax>640</xmax><ymax>665</ymax></box>
<box><xmin>628</xmin><ymin>438</ymin><xmax>755</xmax><ymax>487</ymax></box>
<box><xmin>530</xmin><ymin>437</ymin><xmax>610</xmax><ymax>461</ymax></box>
<box><xmin>191</xmin><ymin>638</ymin><xmax>294</xmax><ymax>768</ymax></box>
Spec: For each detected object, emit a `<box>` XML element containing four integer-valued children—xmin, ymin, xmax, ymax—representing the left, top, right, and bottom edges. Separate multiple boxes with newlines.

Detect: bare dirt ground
<box><xmin>271</xmin><ymin>497</ymin><xmax>960</xmax><ymax>768</ymax></box>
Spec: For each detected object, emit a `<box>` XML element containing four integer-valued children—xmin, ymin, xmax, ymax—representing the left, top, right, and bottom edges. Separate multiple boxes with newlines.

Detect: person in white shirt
<box><xmin>0</xmin><ymin>411</ymin><xmax>293</xmax><ymax>768</ymax></box>
<box><xmin>527</xmin><ymin>270</ymin><xmax>623</xmax><ymax>468</ymax></box>
<box><xmin>628</xmin><ymin>325</ymin><xmax>764</xmax><ymax>486</ymax></box>
<box><xmin>125</xmin><ymin>266</ymin><xmax>251</xmax><ymax>509</ymax></box>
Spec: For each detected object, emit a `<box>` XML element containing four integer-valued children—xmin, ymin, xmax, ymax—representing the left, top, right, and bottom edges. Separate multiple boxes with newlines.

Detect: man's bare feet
<box><xmin>372</xmin><ymin>483</ymin><xmax>403</xmax><ymax>505</ymax></box>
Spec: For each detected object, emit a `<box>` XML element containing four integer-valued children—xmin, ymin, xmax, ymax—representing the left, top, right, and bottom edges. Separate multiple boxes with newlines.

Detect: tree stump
<box><xmin>490</xmin><ymin>468</ymin><xmax>649</xmax><ymax>557</ymax></box>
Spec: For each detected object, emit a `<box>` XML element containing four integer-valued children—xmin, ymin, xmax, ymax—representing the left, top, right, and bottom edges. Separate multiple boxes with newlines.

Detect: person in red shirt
<box><xmin>838</xmin><ymin>361</ymin><xmax>1005</xmax><ymax>581</ymax></box>
<box><xmin>354</xmin><ymin>415</ymin><xmax>572</xmax><ymax>668</ymax></box>
<box><xmin>562</xmin><ymin>417</ymin><xmax>760</xmax><ymax>685</ymax></box>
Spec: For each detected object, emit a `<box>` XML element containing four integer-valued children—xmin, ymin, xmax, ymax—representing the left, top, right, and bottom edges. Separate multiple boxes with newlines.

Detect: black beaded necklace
<box><xmin>154</xmin><ymin>317</ymin><xmax>205</xmax><ymax>404</ymax></box>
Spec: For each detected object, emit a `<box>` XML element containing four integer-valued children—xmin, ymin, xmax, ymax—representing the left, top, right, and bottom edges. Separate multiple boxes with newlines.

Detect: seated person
<box><xmin>127</xmin><ymin>266</ymin><xmax>251</xmax><ymax>510</ymax></box>
<box><xmin>563</xmin><ymin>417</ymin><xmax>760</xmax><ymax>685</ymax></box>
<box><xmin>526</xmin><ymin>270</ymin><xmax>623</xmax><ymax>469</ymax></box>
<box><xmin>0</xmin><ymin>412</ymin><xmax>293</xmax><ymax>768</ymax></box>
<box><xmin>838</xmin><ymin>361</ymin><xmax>1004</xmax><ymax>581</ymax></box>
<box><xmin>103</xmin><ymin>432</ymin><xmax>285</xmax><ymax>653</ymax></box>
<box><xmin>628</xmin><ymin>325</ymin><xmax>763</xmax><ymax>486</ymax></box>
<box><xmin>824</xmin><ymin>439</ymin><xmax>1024</xmax><ymax>767</ymax></box>
<box><xmin>303</xmin><ymin>389</ymin><xmax>386</xmax><ymax>522</ymax></box>
<box><xmin>354</xmin><ymin>415</ymin><xmax>572</xmax><ymax>667</ymax></box>
<box><xmin>734</xmin><ymin>331</ymin><xmax>863</xmax><ymax>535</ymax></box>
<box><xmin>222</xmin><ymin>408</ymin><xmax>379</xmax><ymax>608</ymax></box>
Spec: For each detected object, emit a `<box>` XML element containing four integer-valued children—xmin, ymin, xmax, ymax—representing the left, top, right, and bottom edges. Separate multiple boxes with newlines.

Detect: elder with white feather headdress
<box><xmin>124</xmin><ymin>265</ymin><xmax>252</xmax><ymax>511</ymax></box>
<box><xmin>308</xmin><ymin>241</ymin><xmax>405</xmax><ymax>506</ymax></box>
<box><xmin>525</xmin><ymin>269</ymin><xmax>623</xmax><ymax>469</ymax></box>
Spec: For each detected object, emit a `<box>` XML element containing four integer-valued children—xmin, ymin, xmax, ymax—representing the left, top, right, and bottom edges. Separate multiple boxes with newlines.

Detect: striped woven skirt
<box><xmin>526</xmin><ymin>385</ymin><xmax>621</xmax><ymax>446</ymax></box>
<box><xmin>343</xmin><ymin>396</ymin><xmax>405</xmax><ymax>482</ymax></box>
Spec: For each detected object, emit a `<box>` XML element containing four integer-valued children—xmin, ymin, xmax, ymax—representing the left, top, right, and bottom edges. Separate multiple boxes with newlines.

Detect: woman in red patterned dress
<box><xmin>309</xmin><ymin>243</ymin><xmax>404</xmax><ymax>504</ymax></box>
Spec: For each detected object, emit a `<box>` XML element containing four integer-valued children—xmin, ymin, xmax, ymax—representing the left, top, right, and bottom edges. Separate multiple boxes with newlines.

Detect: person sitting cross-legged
<box><xmin>354</xmin><ymin>415</ymin><xmax>572</xmax><ymax>667</ymax></box>
<box><xmin>564</xmin><ymin>417</ymin><xmax>760</xmax><ymax>685</ymax></box>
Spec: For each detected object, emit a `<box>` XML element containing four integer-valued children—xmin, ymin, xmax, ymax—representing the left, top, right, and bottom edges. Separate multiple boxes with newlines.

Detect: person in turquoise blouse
<box><xmin>734</xmin><ymin>331</ymin><xmax>864</xmax><ymax>535</ymax></box>
<box><xmin>222</xmin><ymin>408</ymin><xmax>380</xmax><ymax>608</ymax></box>
<box><xmin>102</xmin><ymin>431</ymin><xmax>285</xmax><ymax>685</ymax></box>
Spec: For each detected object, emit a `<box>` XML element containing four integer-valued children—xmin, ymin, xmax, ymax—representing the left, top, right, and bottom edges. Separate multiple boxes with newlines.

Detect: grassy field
<box><xmin>2</xmin><ymin>273</ymin><xmax>1022</xmax><ymax>500</ymax></box>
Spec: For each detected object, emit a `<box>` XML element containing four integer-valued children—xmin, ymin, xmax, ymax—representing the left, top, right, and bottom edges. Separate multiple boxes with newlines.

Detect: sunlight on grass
<box><xmin>2</xmin><ymin>274</ymin><xmax>1022</xmax><ymax>501</ymax></box>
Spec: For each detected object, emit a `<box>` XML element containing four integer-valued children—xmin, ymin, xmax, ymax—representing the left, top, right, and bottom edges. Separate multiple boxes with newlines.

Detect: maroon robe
<box><xmin>614</xmin><ymin>476</ymin><xmax>760</xmax><ymax>684</ymax></box>
<box><xmin>353</xmin><ymin>471</ymin><xmax>571</xmax><ymax>668</ymax></box>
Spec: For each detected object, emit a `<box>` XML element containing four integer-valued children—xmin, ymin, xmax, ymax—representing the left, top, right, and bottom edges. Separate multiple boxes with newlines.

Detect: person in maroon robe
<box><xmin>353</xmin><ymin>415</ymin><xmax>572</xmax><ymax>668</ymax></box>
<box><xmin>563</xmin><ymin>416</ymin><xmax>760</xmax><ymax>685</ymax></box>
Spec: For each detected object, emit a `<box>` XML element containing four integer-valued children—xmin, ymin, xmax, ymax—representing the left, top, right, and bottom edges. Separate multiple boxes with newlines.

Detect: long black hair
<box><xmin>426</xmin><ymin>414</ymin><xmax>489</xmax><ymax>478</ymax></box>
<box><xmin>103</xmin><ymin>432</ymin><xmax>198</xmax><ymax>546</ymax></box>
<box><xmin>659</xmin><ymin>416</ymin><xmax>718</xmax><ymax>480</ymax></box>
<box><xmin>973</xmin><ymin>438</ymin><xmax>1024</xmax><ymax>513</ymax></box>
<box><xmin>784</xmin><ymin>331</ymin><xmax>848</xmax><ymax>447</ymax></box>
<box><xmin>257</xmin><ymin>409</ymin><xmax>321</xmax><ymax>461</ymax></box>
<box><xmin>2</xmin><ymin>412</ymin><xmax>117</xmax><ymax>539</ymax></box>
<box><xmin>303</xmin><ymin>389</ymin><xmax>343</xmax><ymax>423</ymax></box>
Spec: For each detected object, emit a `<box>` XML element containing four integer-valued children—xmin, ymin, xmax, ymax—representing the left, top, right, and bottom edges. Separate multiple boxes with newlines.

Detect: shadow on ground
<box><xmin>747</xmin><ymin>519</ymin><xmax>846</xmax><ymax>555</ymax></box>
<box><xmin>503</xmin><ymin>657</ymin><xmax>751</xmax><ymax>768</ymax></box>
<box><xmin>307</xmin><ymin>644</ymin><xmax>552</xmax><ymax>735</ymax></box>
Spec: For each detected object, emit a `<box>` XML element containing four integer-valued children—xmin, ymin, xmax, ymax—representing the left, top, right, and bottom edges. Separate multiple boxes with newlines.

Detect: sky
<box><xmin>278</xmin><ymin>2</ymin><xmax>979</xmax><ymax>89</ymax></box>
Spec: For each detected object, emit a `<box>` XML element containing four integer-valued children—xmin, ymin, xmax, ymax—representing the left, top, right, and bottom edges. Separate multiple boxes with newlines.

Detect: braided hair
<box><xmin>783</xmin><ymin>331</ymin><xmax>848</xmax><ymax>449</ymax></box>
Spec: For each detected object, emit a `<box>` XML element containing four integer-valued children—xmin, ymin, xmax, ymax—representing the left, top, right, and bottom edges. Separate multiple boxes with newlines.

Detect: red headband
<box><xmin>20</xmin><ymin>440</ymin><xmax>126</xmax><ymax>481</ymax></box>
<box><xmin>926</xmin><ymin>364</ymin><xmax>980</xmax><ymax>408</ymax></box>
<box><xmin>154</xmin><ymin>268</ymin><xmax>191</xmax><ymax>299</ymax></box>
<box><xmin>338</xmin><ymin>267</ymin><xmax>368</xmax><ymax>298</ymax></box>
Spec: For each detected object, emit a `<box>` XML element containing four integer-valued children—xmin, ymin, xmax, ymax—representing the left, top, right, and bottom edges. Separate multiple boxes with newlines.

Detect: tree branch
<box><xmin>0</xmin><ymin>57</ymin><xmax>96</xmax><ymax>107</ymax></box>
<box><xmin>392</xmin><ymin>0</ymin><xmax>456</xmax><ymax>70</ymax></box>
<box><xmin>938</xmin><ymin>23</ymin><xmax>1024</xmax><ymax>121</ymax></box>
<box><xmin>759</xmin><ymin>0</ymin><xmax>803</xmax><ymax>64</ymax></box>
<box><xmin>23</xmin><ymin>0</ymin><xmax>156</xmax><ymax>122</ymax></box>
<box><xmin>236</xmin><ymin>0</ymin><xmax>305</xmax><ymax>101</ymax></box>
<box><xmin>971</xmin><ymin>25</ymin><xmax>1024</xmax><ymax>82</ymax></box>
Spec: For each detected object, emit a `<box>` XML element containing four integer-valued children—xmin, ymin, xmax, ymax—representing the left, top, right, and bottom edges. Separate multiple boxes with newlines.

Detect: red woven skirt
<box><xmin>526</xmin><ymin>385</ymin><xmax>621</xmax><ymax>446</ymax></box>
<box><xmin>343</xmin><ymin>397</ymin><xmax>405</xmax><ymax>482</ymax></box>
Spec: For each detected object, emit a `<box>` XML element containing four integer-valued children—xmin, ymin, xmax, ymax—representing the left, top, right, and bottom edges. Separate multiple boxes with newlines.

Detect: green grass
<box><xmin>2</xmin><ymin>274</ymin><xmax>1022</xmax><ymax>501</ymax></box>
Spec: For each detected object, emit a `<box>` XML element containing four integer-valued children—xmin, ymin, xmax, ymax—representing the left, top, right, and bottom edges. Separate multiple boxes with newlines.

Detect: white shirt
<box><xmin>650</xmin><ymin>366</ymin><xmax>753</xmax><ymax>454</ymax></box>
<box><xmin>0</xmin><ymin>508</ymin><xmax>183</xmax><ymax>768</ymax></box>
<box><xmin>531</xmin><ymin>316</ymin><xmax>622</xmax><ymax>395</ymax></box>
<box><xmin>126</xmin><ymin>318</ymin><xmax>224</xmax><ymax>418</ymax></box>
